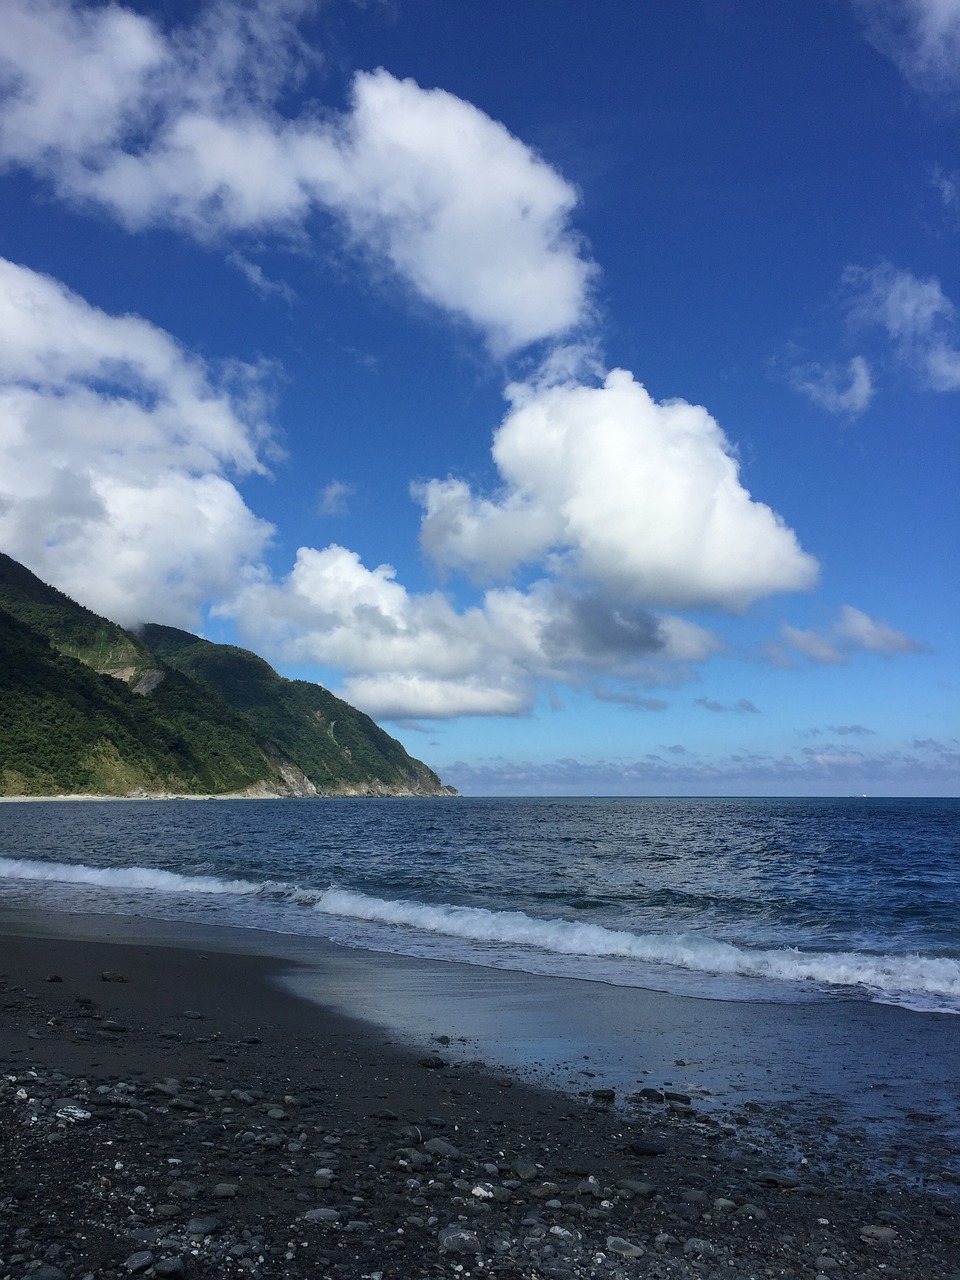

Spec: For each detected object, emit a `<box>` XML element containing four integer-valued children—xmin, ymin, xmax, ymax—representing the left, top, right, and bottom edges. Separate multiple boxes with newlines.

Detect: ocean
<box><xmin>1</xmin><ymin>795</ymin><xmax>957</xmax><ymax>1014</ymax></box>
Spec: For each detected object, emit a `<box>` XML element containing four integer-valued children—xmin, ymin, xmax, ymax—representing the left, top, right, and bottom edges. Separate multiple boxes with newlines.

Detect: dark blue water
<box><xmin>1</xmin><ymin>796</ymin><xmax>957</xmax><ymax>1010</ymax></box>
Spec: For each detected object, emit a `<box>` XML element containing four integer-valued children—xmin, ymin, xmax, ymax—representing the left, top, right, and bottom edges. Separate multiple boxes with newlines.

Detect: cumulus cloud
<box><xmin>853</xmin><ymin>0</ymin><xmax>960</xmax><ymax>98</ymax></box>
<box><xmin>417</xmin><ymin>368</ymin><xmax>818</xmax><ymax>610</ymax></box>
<box><xmin>0</xmin><ymin>257</ymin><xmax>273</xmax><ymax>626</ymax></box>
<box><xmin>790</xmin><ymin>355</ymin><xmax>874</xmax><ymax>416</ymax></box>
<box><xmin>0</xmin><ymin>2</ymin><xmax>592</xmax><ymax>353</ymax></box>
<box><xmin>845</xmin><ymin>261</ymin><xmax>960</xmax><ymax>390</ymax></box>
<box><xmin>777</xmin><ymin>604</ymin><xmax>922</xmax><ymax>666</ymax></box>
<box><xmin>220</xmin><ymin>544</ymin><xmax>730</xmax><ymax>719</ymax></box>
<box><xmin>0</xmin><ymin>2</ymin><xmax>825</xmax><ymax>722</ymax></box>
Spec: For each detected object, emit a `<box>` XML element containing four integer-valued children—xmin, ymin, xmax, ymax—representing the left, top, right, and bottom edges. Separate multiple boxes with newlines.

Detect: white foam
<box><xmin>310</xmin><ymin>887</ymin><xmax>960</xmax><ymax>1004</ymax></box>
<box><xmin>3</xmin><ymin>857</ymin><xmax>958</xmax><ymax>1008</ymax></box>
<box><xmin>0</xmin><ymin>856</ymin><xmax>261</xmax><ymax>896</ymax></box>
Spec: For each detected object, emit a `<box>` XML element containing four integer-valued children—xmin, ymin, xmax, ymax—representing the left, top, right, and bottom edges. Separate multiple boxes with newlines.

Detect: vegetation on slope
<box><xmin>140</xmin><ymin>624</ymin><xmax>449</xmax><ymax>795</ymax></box>
<box><xmin>0</xmin><ymin>552</ymin><xmax>151</xmax><ymax>679</ymax></box>
<box><xmin>0</xmin><ymin>607</ymin><xmax>269</xmax><ymax>796</ymax></box>
<box><xmin>0</xmin><ymin>553</ymin><xmax>454</xmax><ymax>798</ymax></box>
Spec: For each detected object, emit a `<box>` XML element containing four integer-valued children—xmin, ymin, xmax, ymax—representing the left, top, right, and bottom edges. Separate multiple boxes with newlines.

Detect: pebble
<box><xmin>606</xmin><ymin>1235</ymin><xmax>644</xmax><ymax>1257</ymax></box>
<box><xmin>303</xmin><ymin>1208</ymin><xmax>340</xmax><ymax>1223</ymax></box>
<box><xmin>861</xmin><ymin>1224</ymin><xmax>899</xmax><ymax>1244</ymax></box>
<box><xmin>154</xmin><ymin>1259</ymin><xmax>186</xmax><ymax>1278</ymax></box>
<box><xmin>2</xmin><ymin>1003</ymin><xmax>958</xmax><ymax>1280</ymax></box>
<box><xmin>438</xmin><ymin>1225</ymin><xmax>481</xmax><ymax>1253</ymax></box>
<box><xmin>123</xmin><ymin>1250</ymin><xmax>155</xmax><ymax>1273</ymax></box>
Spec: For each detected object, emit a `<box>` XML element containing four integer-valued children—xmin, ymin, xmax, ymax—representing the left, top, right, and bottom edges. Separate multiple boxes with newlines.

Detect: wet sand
<box><xmin>2</xmin><ymin>912</ymin><xmax>959</xmax><ymax>1279</ymax></box>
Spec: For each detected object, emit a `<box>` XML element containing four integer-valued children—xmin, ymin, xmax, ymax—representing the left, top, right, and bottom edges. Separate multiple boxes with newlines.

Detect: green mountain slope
<box><xmin>0</xmin><ymin>606</ymin><xmax>270</xmax><ymax>796</ymax></box>
<box><xmin>140</xmin><ymin>623</ymin><xmax>450</xmax><ymax>796</ymax></box>
<box><xmin>0</xmin><ymin>553</ymin><xmax>455</xmax><ymax>798</ymax></box>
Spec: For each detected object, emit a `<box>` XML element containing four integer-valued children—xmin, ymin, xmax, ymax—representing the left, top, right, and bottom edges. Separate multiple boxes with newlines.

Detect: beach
<box><xmin>2</xmin><ymin>912</ymin><xmax>959</xmax><ymax>1280</ymax></box>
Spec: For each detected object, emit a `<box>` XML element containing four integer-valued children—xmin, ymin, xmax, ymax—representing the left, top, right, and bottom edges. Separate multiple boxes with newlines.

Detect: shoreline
<box><xmin>0</xmin><ymin>791</ymin><xmax>459</xmax><ymax>802</ymax></box>
<box><xmin>2</xmin><ymin>911</ymin><xmax>959</xmax><ymax>1278</ymax></box>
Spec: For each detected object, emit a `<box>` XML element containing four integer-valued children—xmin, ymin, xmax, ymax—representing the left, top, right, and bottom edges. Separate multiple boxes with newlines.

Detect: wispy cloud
<box><xmin>694</xmin><ymin>697</ymin><xmax>759</xmax><ymax>713</ymax></box>
<box><xmin>592</xmin><ymin>687</ymin><xmax>669</xmax><ymax>712</ymax></box>
<box><xmin>776</xmin><ymin>604</ymin><xmax>923</xmax><ymax>666</ymax></box>
<box><xmin>827</xmin><ymin>723</ymin><xmax>876</xmax><ymax>736</ymax></box>
<box><xmin>317</xmin><ymin>480</ymin><xmax>354</xmax><ymax>516</ymax></box>
<box><xmin>789</xmin><ymin>355</ymin><xmax>873</xmax><ymax>417</ymax></box>
<box><xmin>227</xmin><ymin>252</ymin><xmax>296</xmax><ymax>304</ymax></box>
<box><xmin>853</xmin><ymin>0</ymin><xmax>960</xmax><ymax>100</ymax></box>
<box><xmin>845</xmin><ymin>261</ymin><xmax>960</xmax><ymax>390</ymax></box>
<box><xmin>440</xmin><ymin>736</ymin><xmax>960</xmax><ymax>795</ymax></box>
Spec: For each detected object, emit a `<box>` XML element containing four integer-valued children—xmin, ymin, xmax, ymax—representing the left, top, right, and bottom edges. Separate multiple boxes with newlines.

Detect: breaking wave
<box><xmin>2</xmin><ymin>857</ymin><xmax>958</xmax><ymax>1010</ymax></box>
<box><xmin>0</xmin><ymin>856</ymin><xmax>264</xmax><ymax>897</ymax></box>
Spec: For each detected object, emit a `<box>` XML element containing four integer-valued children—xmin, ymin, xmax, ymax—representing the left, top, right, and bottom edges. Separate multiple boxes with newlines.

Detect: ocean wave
<box><xmin>3</xmin><ymin>857</ymin><xmax>958</xmax><ymax>1006</ymax></box>
<box><xmin>0</xmin><ymin>856</ymin><xmax>263</xmax><ymax>896</ymax></box>
<box><xmin>308</xmin><ymin>887</ymin><xmax>960</xmax><ymax>1004</ymax></box>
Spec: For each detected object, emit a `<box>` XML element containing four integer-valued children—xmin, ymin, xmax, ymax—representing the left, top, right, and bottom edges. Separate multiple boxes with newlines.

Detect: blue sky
<box><xmin>0</xmin><ymin>0</ymin><xmax>957</xmax><ymax>796</ymax></box>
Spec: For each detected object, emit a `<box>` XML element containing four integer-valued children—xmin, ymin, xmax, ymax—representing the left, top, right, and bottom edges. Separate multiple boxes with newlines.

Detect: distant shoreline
<box><xmin>0</xmin><ymin>789</ymin><xmax>459</xmax><ymax>802</ymax></box>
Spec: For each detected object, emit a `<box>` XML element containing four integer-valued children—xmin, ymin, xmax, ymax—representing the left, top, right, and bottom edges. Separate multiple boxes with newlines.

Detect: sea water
<box><xmin>1</xmin><ymin>795</ymin><xmax>958</xmax><ymax>1014</ymax></box>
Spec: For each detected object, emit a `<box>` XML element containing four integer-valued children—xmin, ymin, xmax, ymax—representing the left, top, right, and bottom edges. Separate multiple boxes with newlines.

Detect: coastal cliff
<box><xmin>0</xmin><ymin>552</ymin><xmax>456</xmax><ymax>799</ymax></box>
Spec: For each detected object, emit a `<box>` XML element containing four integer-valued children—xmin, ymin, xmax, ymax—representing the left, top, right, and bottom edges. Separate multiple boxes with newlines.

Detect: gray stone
<box><xmin>735</xmin><ymin>1203</ymin><xmax>768</xmax><ymax>1221</ymax></box>
<box><xmin>681</xmin><ymin>1188</ymin><xmax>709</xmax><ymax>1204</ymax></box>
<box><xmin>439</xmin><ymin>1225</ymin><xmax>482</xmax><ymax>1254</ymax></box>
<box><xmin>619</xmin><ymin>1179</ymin><xmax>656</xmax><ymax>1198</ymax></box>
<box><xmin>606</xmin><ymin>1235</ymin><xmax>644</xmax><ymax>1258</ymax></box>
<box><xmin>513</xmin><ymin>1158</ymin><xmax>539</xmax><ymax>1181</ymax></box>
<box><xmin>860</xmin><ymin>1224</ymin><xmax>898</xmax><ymax>1244</ymax></box>
<box><xmin>757</xmin><ymin>1169</ymin><xmax>800</xmax><ymax>1188</ymax></box>
<box><xmin>124</xmin><ymin>1251</ymin><xmax>155</xmax><ymax>1273</ymax></box>
<box><xmin>682</xmin><ymin>1237</ymin><xmax>717</xmax><ymax>1258</ymax></box>
<box><xmin>154</xmin><ymin>1259</ymin><xmax>186</xmax><ymax>1278</ymax></box>
<box><xmin>167</xmin><ymin>1180</ymin><xmax>200</xmax><ymax>1199</ymax></box>
<box><xmin>423</xmin><ymin>1137</ymin><xmax>460</xmax><ymax>1159</ymax></box>
<box><xmin>303</xmin><ymin>1207</ymin><xmax>340</xmax><ymax>1223</ymax></box>
<box><xmin>186</xmin><ymin>1216</ymin><xmax>221</xmax><ymax>1235</ymax></box>
<box><xmin>212</xmin><ymin>1182</ymin><xmax>239</xmax><ymax>1198</ymax></box>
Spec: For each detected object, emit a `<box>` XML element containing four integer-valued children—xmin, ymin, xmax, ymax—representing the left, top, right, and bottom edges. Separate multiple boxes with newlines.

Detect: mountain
<box><xmin>0</xmin><ymin>552</ymin><xmax>455</xmax><ymax>799</ymax></box>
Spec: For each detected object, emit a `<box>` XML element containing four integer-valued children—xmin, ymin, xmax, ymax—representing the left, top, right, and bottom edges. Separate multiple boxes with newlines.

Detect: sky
<box><xmin>0</xmin><ymin>0</ymin><xmax>957</xmax><ymax>797</ymax></box>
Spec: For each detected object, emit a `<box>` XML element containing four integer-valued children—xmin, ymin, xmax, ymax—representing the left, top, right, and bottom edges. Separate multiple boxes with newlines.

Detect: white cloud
<box><xmin>931</xmin><ymin>164</ymin><xmax>960</xmax><ymax>210</ymax></box>
<box><xmin>317</xmin><ymin>480</ymin><xmax>354</xmax><ymax>516</ymax></box>
<box><xmin>417</xmin><ymin>368</ymin><xmax>819</xmax><ymax>610</ymax></box>
<box><xmin>222</xmin><ymin>543</ymin><xmax>726</xmax><ymax>719</ymax></box>
<box><xmin>790</xmin><ymin>355</ymin><xmax>874</xmax><ymax>416</ymax></box>
<box><xmin>854</xmin><ymin>0</ymin><xmax>960</xmax><ymax>98</ymax></box>
<box><xmin>779</xmin><ymin>604</ymin><xmax>922</xmax><ymax>666</ymax></box>
<box><xmin>0</xmin><ymin>2</ymin><xmax>592</xmax><ymax>354</ymax></box>
<box><xmin>845</xmin><ymin>262</ymin><xmax>960</xmax><ymax>390</ymax></box>
<box><xmin>834</xmin><ymin>603</ymin><xmax>924</xmax><ymax>654</ymax></box>
<box><xmin>0</xmin><ymin>3</ymin><xmax>826</xmax><ymax>722</ymax></box>
<box><xmin>226</xmin><ymin>252</ymin><xmax>296</xmax><ymax>304</ymax></box>
<box><xmin>0</xmin><ymin>257</ymin><xmax>273</xmax><ymax>626</ymax></box>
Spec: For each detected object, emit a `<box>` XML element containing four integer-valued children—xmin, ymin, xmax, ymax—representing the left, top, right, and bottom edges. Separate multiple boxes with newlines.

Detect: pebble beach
<box><xmin>2</xmin><ymin>918</ymin><xmax>959</xmax><ymax>1280</ymax></box>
